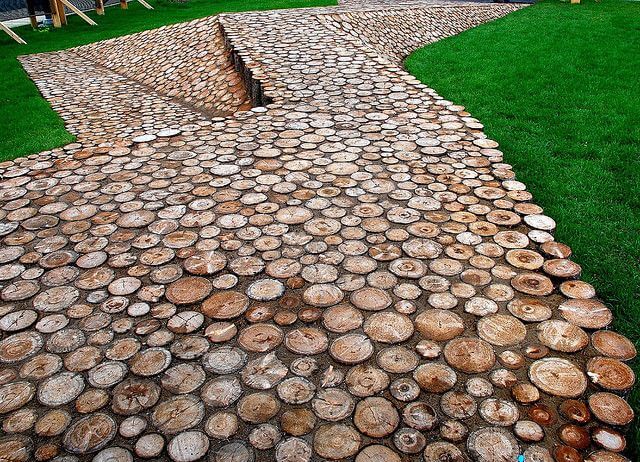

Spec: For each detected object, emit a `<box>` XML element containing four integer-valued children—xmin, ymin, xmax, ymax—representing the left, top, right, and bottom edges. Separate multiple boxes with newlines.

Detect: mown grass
<box><xmin>0</xmin><ymin>0</ymin><xmax>337</xmax><ymax>161</ymax></box>
<box><xmin>406</xmin><ymin>0</ymin><xmax>640</xmax><ymax>457</ymax></box>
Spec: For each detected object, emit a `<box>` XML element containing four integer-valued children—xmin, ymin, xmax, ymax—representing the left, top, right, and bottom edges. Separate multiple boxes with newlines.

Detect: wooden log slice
<box><xmin>415</xmin><ymin>309</ymin><xmax>465</xmax><ymax>341</ymax></box>
<box><xmin>413</xmin><ymin>363</ymin><xmax>457</xmax><ymax>393</ymax></box>
<box><xmin>0</xmin><ymin>381</ymin><xmax>35</xmax><ymax>414</ymax></box>
<box><xmin>246</xmin><ymin>279</ymin><xmax>285</xmax><ymax>301</ymax></box>
<box><xmin>585</xmin><ymin>451</ymin><xmax>630</xmax><ymax>462</ymax></box>
<box><xmin>2</xmin><ymin>280</ymin><xmax>40</xmax><ymax>301</ymax></box>
<box><xmin>275</xmin><ymin>437</ymin><xmax>311</xmax><ymax>462</ymax></box>
<box><xmin>559</xmin><ymin>299</ymin><xmax>612</xmax><ymax>329</ymax></box>
<box><xmin>440</xmin><ymin>390</ymin><xmax>477</xmax><ymax>419</ymax></box>
<box><xmin>350</xmin><ymin>287</ymin><xmax>392</xmax><ymax>311</ymax></box>
<box><xmin>151</xmin><ymin>394</ymin><xmax>204</xmax><ymax>434</ymax></box>
<box><xmin>214</xmin><ymin>441</ymin><xmax>254</xmax><ymax>462</ymax></box>
<box><xmin>276</xmin><ymin>207</ymin><xmax>314</xmax><ymax>225</ymax></box>
<box><xmin>376</xmin><ymin>346</ymin><xmax>419</xmax><ymax>374</ymax></box>
<box><xmin>63</xmin><ymin>413</ymin><xmax>116</xmax><ymax>454</ymax></box>
<box><xmin>88</xmin><ymin>361</ymin><xmax>128</xmax><ymax>388</ymax></box>
<box><xmin>313</xmin><ymin>424</ymin><xmax>361</xmax><ymax>460</ymax></box>
<box><xmin>135</xmin><ymin>433</ymin><xmax>165</xmax><ymax>458</ymax></box>
<box><xmin>560</xmin><ymin>399</ymin><xmax>591</xmax><ymax>424</ymax></box>
<box><xmin>130</xmin><ymin>347</ymin><xmax>171</xmax><ymax>376</ymax></box>
<box><xmin>529</xmin><ymin>358</ymin><xmax>587</xmax><ymax>398</ymax></box>
<box><xmin>541</xmin><ymin>241</ymin><xmax>572</xmax><ymax>259</ymax></box>
<box><xmin>202</xmin><ymin>347</ymin><xmax>247</xmax><ymax>374</ymax></box>
<box><xmin>443</xmin><ymin>337</ymin><xmax>495</xmax><ymax>373</ymax></box>
<box><xmin>591</xmin><ymin>427</ymin><xmax>626</xmax><ymax>453</ymax></box>
<box><xmin>201</xmin><ymin>376</ymin><xmax>242</xmax><ymax>408</ymax></box>
<box><xmin>0</xmin><ymin>331</ymin><xmax>43</xmax><ymax>363</ymax></box>
<box><xmin>507</xmin><ymin>298</ymin><xmax>552</xmax><ymax>322</ymax></box>
<box><xmin>537</xmin><ymin>320</ymin><xmax>589</xmax><ymax>352</ymax></box>
<box><xmin>514</xmin><ymin>420</ymin><xmax>544</xmax><ymax>443</ymax></box>
<box><xmin>477</xmin><ymin>314</ymin><xmax>527</xmax><ymax>347</ymax></box>
<box><xmin>205</xmin><ymin>322</ymin><xmax>237</xmax><ymax>343</ymax></box>
<box><xmin>389</xmin><ymin>378</ymin><xmax>421</xmax><ymax>402</ymax></box>
<box><xmin>238</xmin><ymin>324</ymin><xmax>284</xmax><ymax>353</ymax></box>
<box><xmin>0</xmin><ymin>309</ymin><xmax>37</xmax><ymax>332</ymax></box>
<box><xmin>356</xmin><ymin>445</ymin><xmax>401</xmax><ymax>462</ymax></box>
<box><xmin>37</xmin><ymin>372</ymin><xmax>84</xmax><ymax>406</ymax></box>
<box><xmin>423</xmin><ymin>442</ymin><xmax>464</xmax><ymax>462</ymax></box>
<box><xmin>242</xmin><ymin>353</ymin><xmax>288</xmax><ymax>390</ymax></box>
<box><xmin>285</xmin><ymin>328</ymin><xmax>329</xmax><ymax>355</ymax></box>
<box><xmin>312</xmin><ymin>388</ymin><xmax>354</xmax><ymax>421</ymax></box>
<box><xmin>0</xmin><ymin>435</ymin><xmax>33</xmax><ymax>462</ymax></box>
<box><xmin>184</xmin><ymin>251</ymin><xmax>227</xmax><ymax>275</ymax></box>
<box><xmin>237</xmin><ymin>392</ymin><xmax>280</xmax><ymax>424</ymax></box>
<box><xmin>478</xmin><ymin>398</ymin><xmax>519</xmax><ymax>426</ymax></box>
<box><xmin>402</xmin><ymin>401</ymin><xmax>438</xmax><ymax>431</ymax></box>
<box><xmin>165</xmin><ymin>277</ymin><xmax>212</xmax><ymax>305</ymax></box>
<box><xmin>322</xmin><ymin>304</ymin><xmax>363</xmax><ymax>333</ymax></box>
<box><xmin>560</xmin><ymin>280</ymin><xmax>597</xmax><ymax>299</ymax></box>
<box><xmin>466</xmin><ymin>427</ymin><xmax>520</xmax><ymax>462</ymax></box>
<box><xmin>161</xmin><ymin>364</ymin><xmax>206</xmax><ymax>394</ymax></box>
<box><xmin>505</xmin><ymin>249</ymin><xmax>544</xmax><ymax>270</ymax></box>
<box><xmin>276</xmin><ymin>377</ymin><xmax>315</xmax><ymax>404</ymax></box>
<box><xmin>202</xmin><ymin>291</ymin><xmax>250</xmax><ymax>320</ymax></box>
<box><xmin>363</xmin><ymin>312</ymin><xmax>413</xmax><ymax>344</ymax></box>
<box><xmin>329</xmin><ymin>334</ymin><xmax>374</xmax><ymax>365</ymax></box>
<box><xmin>205</xmin><ymin>411</ymin><xmax>239</xmax><ymax>439</ymax></box>
<box><xmin>511</xmin><ymin>273</ymin><xmax>554</xmax><ymax>296</ymax></box>
<box><xmin>591</xmin><ymin>331</ymin><xmax>637</xmax><ymax>361</ymax></box>
<box><xmin>345</xmin><ymin>364</ymin><xmax>389</xmax><ymax>397</ymax></box>
<box><xmin>558</xmin><ymin>423</ymin><xmax>591</xmax><ymax>449</ymax></box>
<box><xmin>587</xmin><ymin>357</ymin><xmax>635</xmax><ymax>391</ymax></box>
<box><xmin>111</xmin><ymin>379</ymin><xmax>161</xmax><ymax>415</ymax></box>
<box><xmin>393</xmin><ymin>427</ymin><xmax>426</xmax><ymax>454</ymax></box>
<box><xmin>543</xmin><ymin>259</ymin><xmax>582</xmax><ymax>279</ymax></box>
<box><xmin>167</xmin><ymin>431</ymin><xmax>209</xmax><ymax>462</ymax></box>
<box><xmin>281</xmin><ymin>409</ymin><xmax>316</xmax><ymax>436</ymax></box>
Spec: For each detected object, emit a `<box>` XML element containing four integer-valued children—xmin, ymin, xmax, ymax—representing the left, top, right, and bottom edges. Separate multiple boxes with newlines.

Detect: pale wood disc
<box><xmin>543</xmin><ymin>259</ymin><xmax>581</xmax><ymax>279</ymax></box>
<box><xmin>312</xmin><ymin>388</ymin><xmax>354</xmax><ymax>421</ymax></box>
<box><xmin>413</xmin><ymin>363</ymin><xmax>457</xmax><ymax>393</ymax></box>
<box><xmin>322</xmin><ymin>304</ymin><xmax>363</xmax><ymax>333</ymax></box>
<box><xmin>276</xmin><ymin>377</ymin><xmax>315</xmax><ymax>404</ymax></box>
<box><xmin>303</xmin><ymin>284</ymin><xmax>344</xmax><ymax>307</ymax></box>
<box><xmin>478</xmin><ymin>398</ymin><xmax>519</xmax><ymax>426</ymax></box>
<box><xmin>559</xmin><ymin>299</ymin><xmax>612</xmax><ymax>329</ymax></box>
<box><xmin>591</xmin><ymin>427</ymin><xmax>626</xmax><ymax>453</ymax></box>
<box><xmin>560</xmin><ymin>280</ymin><xmax>596</xmax><ymax>299</ymax></box>
<box><xmin>205</xmin><ymin>411</ymin><xmax>239</xmax><ymax>439</ymax></box>
<box><xmin>423</xmin><ymin>442</ymin><xmax>464</xmax><ymax>462</ymax></box>
<box><xmin>345</xmin><ymin>364</ymin><xmax>389</xmax><ymax>397</ymax></box>
<box><xmin>350</xmin><ymin>287</ymin><xmax>392</xmax><ymax>311</ymax></box>
<box><xmin>356</xmin><ymin>445</ymin><xmax>401</xmax><ymax>462</ymax></box>
<box><xmin>37</xmin><ymin>372</ymin><xmax>84</xmax><ymax>406</ymax></box>
<box><xmin>363</xmin><ymin>312</ymin><xmax>413</xmax><ymax>344</ymax></box>
<box><xmin>507</xmin><ymin>298</ymin><xmax>552</xmax><ymax>322</ymax></box>
<box><xmin>161</xmin><ymin>363</ymin><xmax>206</xmax><ymax>394</ymax></box>
<box><xmin>151</xmin><ymin>394</ymin><xmax>204</xmax><ymax>434</ymax></box>
<box><xmin>505</xmin><ymin>249</ymin><xmax>544</xmax><ymax>270</ymax></box>
<box><xmin>0</xmin><ymin>332</ymin><xmax>43</xmax><ymax>363</ymax></box>
<box><xmin>0</xmin><ymin>381</ymin><xmax>35</xmax><ymax>414</ymax></box>
<box><xmin>285</xmin><ymin>328</ymin><xmax>329</xmax><ymax>355</ymax></box>
<box><xmin>184</xmin><ymin>251</ymin><xmax>227</xmax><ymax>275</ymax></box>
<box><xmin>466</xmin><ymin>427</ymin><xmax>520</xmax><ymax>462</ymax></box>
<box><xmin>353</xmin><ymin>396</ymin><xmax>399</xmax><ymax>438</ymax></box>
<box><xmin>329</xmin><ymin>334</ymin><xmax>374</xmax><ymax>365</ymax></box>
<box><xmin>477</xmin><ymin>314</ymin><xmax>526</xmax><ymax>347</ymax></box>
<box><xmin>276</xmin><ymin>437</ymin><xmax>312</xmax><ymax>462</ymax></box>
<box><xmin>443</xmin><ymin>337</ymin><xmax>495</xmax><ymax>373</ymax></box>
<box><xmin>529</xmin><ymin>358</ymin><xmax>587</xmax><ymax>398</ymax></box>
<box><xmin>402</xmin><ymin>401</ymin><xmax>438</xmax><ymax>431</ymax></box>
<box><xmin>376</xmin><ymin>346</ymin><xmax>419</xmax><ymax>374</ymax></box>
<box><xmin>167</xmin><ymin>431</ymin><xmax>209</xmax><ymax>462</ymax></box>
<box><xmin>201</xmin><ymin>376</ymin><xmax>242</xmax><ymax>408</ymax></box>
<box><xmin>511</xmin><ymin>273</ymin><xmax>554</xmax><ymax>296</ymax></box>
<box><xmin>415</xmin><ymin>309</ymin><xmax>465</xmax><ymax>341</ymax></box>
<box><xmin>130</xmin><ymin>348</ymin><xmax>172</xmax><ymax>376</ymax></box>
<box><xmin>313</xmin><ymin>424</ymin><xmax>361</xmax><ymax>460</ymax></box>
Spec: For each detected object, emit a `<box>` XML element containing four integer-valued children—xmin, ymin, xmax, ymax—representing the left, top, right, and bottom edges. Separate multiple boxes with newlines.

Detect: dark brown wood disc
<box><xmin>280</xmin><ymin>409</ymin><xmax>316</xmax><ymax>436</ymax></box>
<box><xmin>591</xmin><ymin>331</ymin><xmax>637</xmax><ymax>360</ymax></box>
<box><xmin>201</xmin><ymin>290</ymin><xmax>249</xmax><ymax>319</ymax></box>
<box><xmin>112</xmin><ymin>378</ymin><xmax>160</xmax><ymax>415</ymax></box>
<box><xmin>559</xmin><ymin>299</ymin><xmax>612</xmax><ymax>329</ymax></box>
<box><xmin>415</xmin><ymin>309</ymin><xmax>464</xmax><ymax>341</ymax></box>
<box><xmin>560</xmin><ymin>399</ymin><xmax>591</xmax><ymax>424</ymax></box>
<box><xmin>165</xmin><ymin>277</ymin><xmax>212</xmax><ymax>305</ymax></box>
<box><xmin>443</xmin><ymin>337</ymin><xmax>495</xmax><ymax>373</ymax></box>
<box><xmin>0</xmin><ymin>332</ymin><xmax>43</xmax><ymax>363</ymax></box>
<box><xmin>314</xmin><ymin>424</ymin><xmax>361</xmax><ymax>460</ymax></box>
<box><xmin>587</xmin><ymin>357</ymin><xmax>635</xmax><ymax>391</ymax></box>
<box><xmin>529</xmin><ymin>358</ymin><xmax>587</xmax><ymax>398</ymax></box>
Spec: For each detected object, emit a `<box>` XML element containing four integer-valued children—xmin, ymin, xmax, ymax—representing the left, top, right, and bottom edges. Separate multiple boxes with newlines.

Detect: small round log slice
<box><xmin>237</xmin><ymin>392</ymin><xmax>280</xmax><ymax>424</ymax></box>
<box><xmin>329</xmin><ymin>334</ymin><xmax>374</xmax><ymax>365</ymax></box>
<box><xmin>165</xmin><ymin>277</ymin><xmax>212</xmax><ymax>305</ymax></box>
<box><xmin>537</xmin><ymin>320</ymin><xmax>589</xmax><ymax>353</ymax></box>
<box><xmin>356</xmin><ymin>445</ymin><xmax>401</xmax><ymax>462</ymax></box>
<box><xmin>201</xmin><ymin>291</ymin><xmax>249</xmax><ymax>319</ymax></box>
<box><xmin>587</xmin><ymin>357</ymin><xmax>635</xmax><ymax>391</ymax></box>
<box><xmin>477</xmin><ymin>314</ymin><xmax>526</xmax><ymax>347</ymax></box>
<box><xmin>423</xmin><ymin>442</ymin><xmax>464</xmax><ymax>462</ymax></box>
<box><xmin>591</xmin><ymin>331</ymin><xmax>637</xmax><ymax>361</ymax></box>
<box><xmin>363</xmin><ymin>312</ymin><xmax>413</xmax><ymax>344</ymax></box>
<box><xmin>559</xmin><ymin>299</ymin><xmax>612</xmax><ymax>329</ymax></box>
<box><xmin>415</xmin><ymin>309</ymin><xmax>464</xmax><ymax>341</ymax></box>
<box><xmin>63</xmin><ymin>413</ymin><xmax>116</xmax><ymax>454</ymax></box>
<box><xmin>466</xmin><ymin>427</ymin><xmax>520</xmax><ymax>462</ymax></box>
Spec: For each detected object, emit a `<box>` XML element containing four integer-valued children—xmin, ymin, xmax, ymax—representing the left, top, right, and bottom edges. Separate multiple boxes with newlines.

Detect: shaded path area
<box><xmin>0</xmin><ymin>2</ymin><xmax>634</xmax><ymax>461</ymax></box>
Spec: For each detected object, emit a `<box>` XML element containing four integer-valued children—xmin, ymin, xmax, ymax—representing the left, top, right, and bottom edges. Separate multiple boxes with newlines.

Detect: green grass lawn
<box><xmin>407</xmin><ymin>0</ymin><xmax>640</xmax><ymax>456</ymax></box>
<box><xmin>0</xmin><ymin>0</ymin><xmax>337</xmax><ymax>161</ymax></box>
